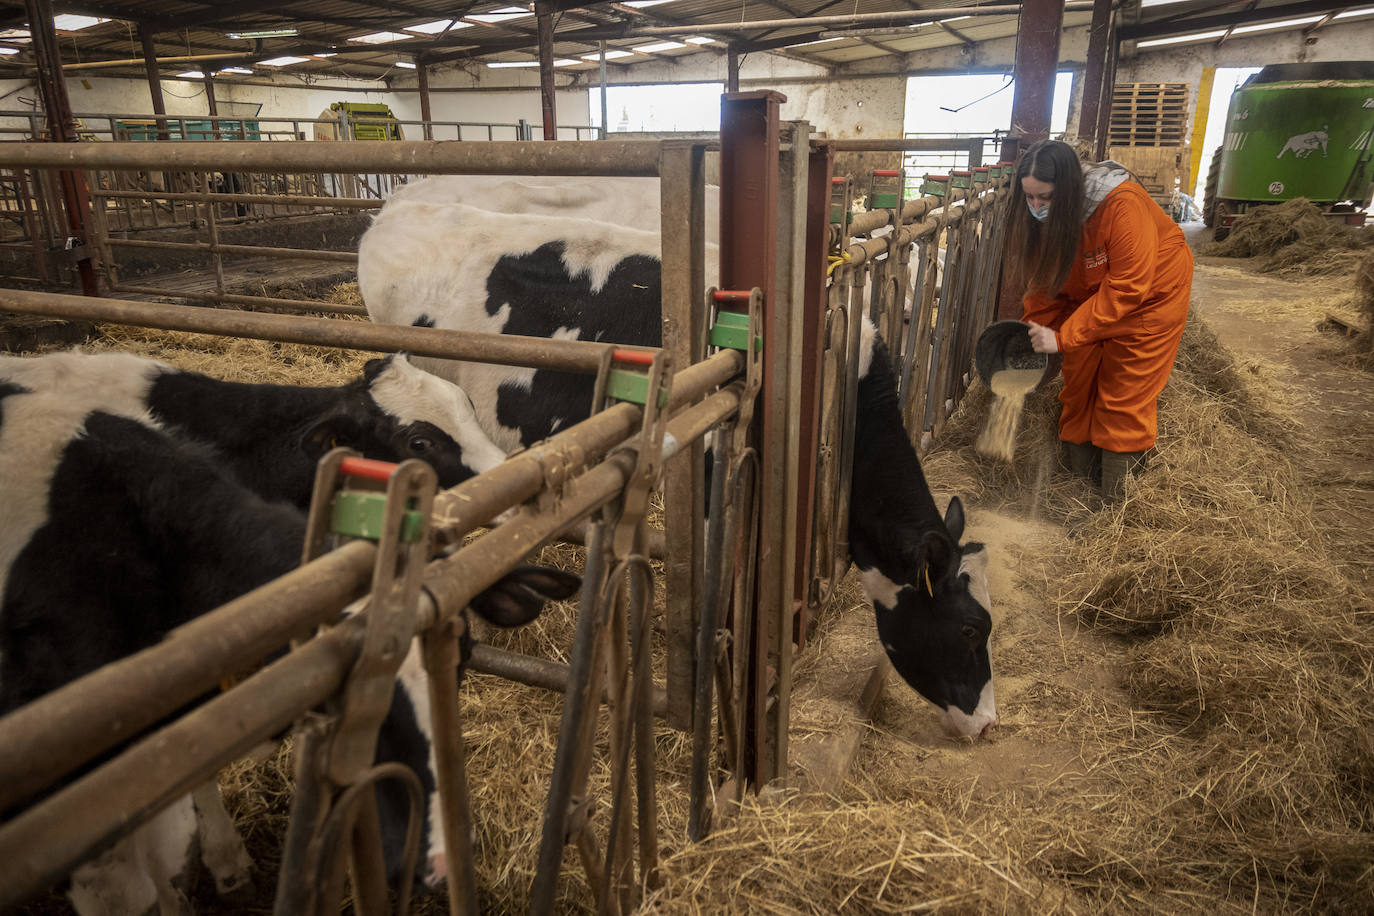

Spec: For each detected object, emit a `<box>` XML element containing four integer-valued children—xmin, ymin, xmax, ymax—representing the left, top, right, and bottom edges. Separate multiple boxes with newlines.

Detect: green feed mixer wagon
<box><xmin>1204</xmin><ymin>61</ymin><xmax>1374</xmax><ymax>241</ymax></box>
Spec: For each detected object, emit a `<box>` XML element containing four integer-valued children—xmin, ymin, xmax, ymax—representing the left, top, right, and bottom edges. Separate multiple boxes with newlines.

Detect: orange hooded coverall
<box><xmin>1022</xmin><ymin>180</ymin><xmax>1193</xmax><ymax>453</ymax></box>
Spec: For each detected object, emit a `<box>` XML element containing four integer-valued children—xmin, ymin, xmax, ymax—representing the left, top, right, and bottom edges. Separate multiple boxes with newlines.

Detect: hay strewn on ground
<box><xmin>1199</xmin><ymin>198</ymin><xmax>1374</xmax><ymax>277</ymax></box>
<box><xmin>82</xmin><ymin>283</ymin><xmax>372</xmax><ymax>384</ymax></box>
<box><xmin>29</xmin><ymin>275</ymin><xmax>1372</xmax><ymax>913</ymax></box>
<box><xmin>642</xmin><ymin>307</ymin><xmax>1373</xmax><ymax>914</ymax></box>
<box><xmin>1355</xmin><ymin>249</ymin><xmax>1374</xmax><ymax>359</ymax></box>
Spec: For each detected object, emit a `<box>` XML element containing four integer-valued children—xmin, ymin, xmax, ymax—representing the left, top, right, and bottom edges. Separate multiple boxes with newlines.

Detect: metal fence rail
<box><xmin>0</xmin><ymin>287</ymin><xmax>741</xmax><ymax>916</ymax></box>
<box><xmin>0</xmin><ymin>121</ymin><xmax>1014</xmax><ymax>913</ymax></box>
<box><xmin>0</xmin><ymin>110</ymin><xmax>603</xmax><ymax>249</ymax></box>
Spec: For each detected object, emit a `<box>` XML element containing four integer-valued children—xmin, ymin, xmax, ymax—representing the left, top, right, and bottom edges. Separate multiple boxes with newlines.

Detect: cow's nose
<box><xmin>979</xmin><ymin>719</ymin><xmax>997</xmax><ymax>739</ymax></box>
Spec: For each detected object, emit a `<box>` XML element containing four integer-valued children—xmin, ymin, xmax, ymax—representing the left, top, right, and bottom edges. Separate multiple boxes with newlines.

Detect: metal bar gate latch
<box><xmin>300</xmin><ymin>449</ymin><xmax>439</xmax><ymax>784</ymax></box>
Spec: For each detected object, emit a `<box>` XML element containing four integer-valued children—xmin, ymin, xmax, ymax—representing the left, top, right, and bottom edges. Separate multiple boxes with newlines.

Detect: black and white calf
<box><xmin>849</xmin><ymin>320</ymin><xmax>995</xmax><ymax>738</ymax></box>
<box><xmin>0</xmin><ymin>350</ymin><xmax>577</xmax><ymax>913</ymax></box>
<box><xmin>358</xmin><ymin>176</ymin><xmax>996</xmax><ymax>739</ymax></box>
<box><xmin>359</xmin><ymin>176</ymin><xmax>696</xmax><ymax>453</ymax></box>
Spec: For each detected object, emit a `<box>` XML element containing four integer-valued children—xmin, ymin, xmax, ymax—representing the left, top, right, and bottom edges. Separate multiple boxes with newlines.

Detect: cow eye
<box><xmin>961</xmin><ymin>624</ymin><xmax>980</xmax><ymax>644</ymax></box>
<box><xmin>408</xmin><ymin>435</ymin><xmax>434</xmax><ymax>454</ymax></box>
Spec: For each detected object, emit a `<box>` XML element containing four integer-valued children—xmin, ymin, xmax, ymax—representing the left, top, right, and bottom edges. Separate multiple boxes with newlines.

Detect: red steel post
<box><xmin>1000</xmin><ymin>0</ymin><xmax>1064</xmax><ymax>162</ymax></box>
<box><xmin>719</xmin><ymin>90</ymin><xmax>784</xmax><ymax>785</ymax></box>
<box><xmin>417</xmin><ymin>59</ymin><xmax>433</xmax><ymax>140</ymax></box>
<box><xmin>24</xmin><ymin>0</ymin><xmax>98</xmax><ymax>296</ymax></box>
<box><xmin>1078</xmin><ymin>0</ymin><xmax>1114</xmax><ymax>156</ymax></box>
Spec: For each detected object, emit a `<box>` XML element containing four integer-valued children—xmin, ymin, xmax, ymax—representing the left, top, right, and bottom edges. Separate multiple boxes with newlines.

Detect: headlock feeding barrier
<box><xmin>0</xmin><ymin>91</ymin><xmax>1012</xmax><ymax>915</ymax></box>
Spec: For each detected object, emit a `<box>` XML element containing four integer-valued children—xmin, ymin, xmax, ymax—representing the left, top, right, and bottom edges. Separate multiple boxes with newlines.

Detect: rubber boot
<box><xmin>1101</xmin><ymin>449</ymin><xmax>1148</xmax><ymax>503</ymax></box>
<box><xmin>1061</xmin><ymin>441</ymin><xmax>1101</xmax><ymax>485</ymax></box>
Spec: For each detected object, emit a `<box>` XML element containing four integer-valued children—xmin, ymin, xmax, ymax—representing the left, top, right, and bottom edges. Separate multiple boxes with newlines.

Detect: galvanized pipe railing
<box><xmin>0</xmin><ymin>356</ymin><xmax>744</xmax><ymax>914</ymax></box>
<box><xmin>0</xmin><ymin>139</ymin><xmax>664</xmax><ymax>176</ymax></box>
<box><xmin>0</xmin><ymin>343</ymin><xmax>742</xmax><ymax>812</ymax></box>
<box><xmin>0</xmin><ymin>289</ymin><xmax>634</xmax><ymax>372</ymax></box>
<box><xmin>94</xmin><ymin>187</ymin><xmax>385</xmax><ymax>210</ymax></box>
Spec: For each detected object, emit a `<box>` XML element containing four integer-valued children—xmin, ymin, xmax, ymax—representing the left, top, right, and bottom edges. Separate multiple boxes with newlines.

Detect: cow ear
<box><xmin>303</xmin><ymin>415</ymin><xmax>365</xmax><ymax>458</ymax></box>
<box><xmin>915</xmin><ymin>530</ymin><xmax>957</xmax><ymax>592</ymax></box>
<box><xmin>943</xmin><ymin>496</ymin><xmax>965</xmax><ymax>542</ymax></box>
<box><xmin>469</xmin><ymin>565</ymin><xmax>581</xmax><ymax>628</ymax></box>
<box><xmin>362</xmin><ymin>355</ymin><xmax>397</xmax><ymax>383</ymax></box>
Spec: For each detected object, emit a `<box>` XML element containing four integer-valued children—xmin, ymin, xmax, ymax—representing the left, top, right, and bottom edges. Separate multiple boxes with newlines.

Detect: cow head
<box><xmin>304</xmin><ymin>355</ymin><xmax>508</xmax><ymax>491</ymax></box>
<box><xmin>861</xmin><ymin>497</ymin><xmax>996</xmax><ymax>739</ymax></box>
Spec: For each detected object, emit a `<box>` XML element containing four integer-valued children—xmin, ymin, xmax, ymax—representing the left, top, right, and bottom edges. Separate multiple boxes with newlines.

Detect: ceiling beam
<box><xmin>1119</xmin><ymin>0</ymin><xmax>1356</xmax><ymax>40</ymax></box>
<box><xmin>1214</xmin><ymin>0</ymin><xmax>1259</xmax><ymax>47</ymax></box>
<box><xmin>735</xmin><ymin>29</ymin><xmax>827</xmax><ymax>53</ymax></box>
<box><xmin>605</xmin><ymin>0</ymin><xmax>833</xmax><ymax>68</ymax></box>
<box><xmin>163</xmin><ymin>0</ymin><xmax>298</xmax><ymax>29</ymax></box>
<box><xmin>752</xmin><ymin>0</ymin><xmax>906</xmax><ymax>56</ymax></box>
<box><xmin>935</xmin><ymin>19</ymin><xmax>976</xmax><ymax>46</ymax></box>
<box><xmin>1302</xmin><ymin>9</ymin><xmax>1340</xmax><ymax>36</ymax></box>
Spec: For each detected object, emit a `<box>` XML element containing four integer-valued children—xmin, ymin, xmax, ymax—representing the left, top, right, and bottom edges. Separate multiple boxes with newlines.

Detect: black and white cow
<box><xmin>0</xmin><ymin>350</ymin><xmax>578</xmax><ymax>913</ymax></box>
<box><xmin>358</xmin><ymin>175</ymin><xmax>996</xmax><ymax>739</ymax></box>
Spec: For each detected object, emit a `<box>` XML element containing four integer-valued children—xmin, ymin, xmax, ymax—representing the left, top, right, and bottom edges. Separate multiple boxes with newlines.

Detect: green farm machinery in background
<box><xmin>1204</xmin><ymin>61</ymin><xmax>1374</xmax><ymax>241</ymax></box>
<box><xmin>324</xmin><ymin>102</ymin><xmax>405</xmax><ymax>141</ymax></box>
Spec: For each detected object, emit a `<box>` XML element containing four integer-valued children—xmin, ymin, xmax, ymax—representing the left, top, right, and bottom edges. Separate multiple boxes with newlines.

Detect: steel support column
<box><xmin>726</xmin><ymin>45</ymin><xmax>741</xmax><ymax>94</ymax></box>
<box><xmin>794</xmin><ymin>139</ymin><xmax>832</xmax><ymax>643</ymax></box>
<box><xmin>658</xmin><ymin>139</ymin><xmax>710</xmax><ymax>731</ymax></box>
<box><xmin>599</xmin><ymin>42</ymin><xmax>609</xmax><ymax>136</ymax></box>
<box><xmin>417</xmin><ymin>59</ymin><xmax>433</xmax><ymax>140</ymax></box>
<box><xmin>24</xmin><ymin>0</ymin><xmax>97</xmax><ymax>296</ymax></box>
<box><xmin>536</xmin><ymin>1</ymin><xmax>557</xmax><ymax>140</ymax></box>
<box><xmin>1095</xmin><ymin>35</ymin><xmax>1119</xmax><ymax>162</ymax></box>
<box><xmin>138</xmin><ymin>26</ymin><xmax>170</xmax><ymax>141</ymax></box>
<box><xmin>719</xmin><ymin>90</ymin><xmax>784</xmax><ymax>785</ymax></box>
<box><xmin>1078</xmin><ymin>0</ymin><xmax>1113</xmax><ymax>154</ymax></box>
<box><xmin>1000</xmin><ymin>0</ymin><xmax>1064</xmax><ymax>162</ymax></box>
<box><xmin>203</xmin><ymin>74</ymin><xmax>218</xmax><ymax>117</ymax></box>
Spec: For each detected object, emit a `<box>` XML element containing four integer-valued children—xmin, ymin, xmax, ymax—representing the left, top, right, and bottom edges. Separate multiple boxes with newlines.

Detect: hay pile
<box><xmin>82</xmin><ymin>283</ymin><xmax>372</xmax><ymax>384</ymax></box>
<box><xmin>1199</xmin><ymin>198</ymin><xmax>1374</xmax><ymax>277</ymax></box>
<box><xmin>1355</xmin><ymin>248</ymin><xmax>1374</xmax><ymax>356</ymax></box>
<box><xmin>936</xmin><ymin>311</ymin><xmax>1368</xmax><ymax>909</ymax></box>
<box><xmin>642</xmin><ymin>308</ymin><xmax>1373</xmax><ymax>913</ymax></box>
<box><xmin>38</xmin><ymin>285</ymin><xmax>1372</xmax><ymax>912</ymax></box>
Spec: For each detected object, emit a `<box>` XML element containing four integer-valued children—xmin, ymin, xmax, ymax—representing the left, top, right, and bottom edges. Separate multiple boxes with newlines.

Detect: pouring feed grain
<box><xmin>976</xmin><ymin>367</ymin><xmax>1044</xmax><ymax>462</ymax></box>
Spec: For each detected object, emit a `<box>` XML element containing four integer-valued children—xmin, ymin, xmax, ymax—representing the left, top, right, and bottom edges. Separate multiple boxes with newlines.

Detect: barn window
<box><xmin>588</xmin><ymin>82</ymin><xmax>725</xmax><ymax>133</ymax></box>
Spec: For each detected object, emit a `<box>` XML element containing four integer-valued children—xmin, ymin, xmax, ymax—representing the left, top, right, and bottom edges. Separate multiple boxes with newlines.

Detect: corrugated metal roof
<box><xmin>0</xmin><ymin>0</ymin><xmax>1352</xmax><ymax>81</ymax></box>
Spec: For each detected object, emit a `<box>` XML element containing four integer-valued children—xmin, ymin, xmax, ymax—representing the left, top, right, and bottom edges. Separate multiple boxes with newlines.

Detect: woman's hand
<box><xmin>1026</xmin><ymin>320</ymin><xmax>1059</xmax><ymax>354</ymax></box>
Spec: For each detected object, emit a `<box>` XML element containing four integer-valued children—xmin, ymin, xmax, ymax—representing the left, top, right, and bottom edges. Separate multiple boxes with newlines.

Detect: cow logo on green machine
<box><xmin>1276</xmin><ymin>125</ymin><xmax>1329</xmax><ymax>159</ymax></box>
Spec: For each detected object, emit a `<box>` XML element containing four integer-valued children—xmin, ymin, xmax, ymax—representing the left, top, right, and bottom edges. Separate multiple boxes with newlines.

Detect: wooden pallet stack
<box><xmin>1107</xmin><ymin>82</ymin><xmax>1190</xmax><ymax>147</ymax></box>
<box><xmin>1106</xmin><ymin>82</ymin><xmax>1192</xmax><ymax>212</ymax></box>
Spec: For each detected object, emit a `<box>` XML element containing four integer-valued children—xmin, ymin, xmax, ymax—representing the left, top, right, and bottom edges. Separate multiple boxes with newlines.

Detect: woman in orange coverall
<box><xmin>1006</xmin><ymin>139</ymin><xmax>1193</xmax><ymax>498</ymax></box>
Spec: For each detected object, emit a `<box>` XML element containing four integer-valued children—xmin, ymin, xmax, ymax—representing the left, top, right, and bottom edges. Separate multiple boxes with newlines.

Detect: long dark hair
<box><xmin>1004</xmin><ymin>139</ymin><xmax>1086</xmax><ymax>296</ymax></box>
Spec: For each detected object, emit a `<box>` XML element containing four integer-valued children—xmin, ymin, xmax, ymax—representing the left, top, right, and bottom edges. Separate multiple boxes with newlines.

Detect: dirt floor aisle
<box><xmin>819</xmin><ymin>247</ymin><xmax>1374</xmax><ymax>913</ymax></box>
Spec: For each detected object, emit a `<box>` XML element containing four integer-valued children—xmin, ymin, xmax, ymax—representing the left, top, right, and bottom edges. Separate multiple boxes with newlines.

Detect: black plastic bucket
<box><xmin>974</xmin><ymin>320</ymin><xmax>1051</xmax><ymax>387</ymax></box>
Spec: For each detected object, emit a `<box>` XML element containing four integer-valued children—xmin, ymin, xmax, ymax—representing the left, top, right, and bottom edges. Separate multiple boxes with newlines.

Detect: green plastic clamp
<box><xmin>921</xmin><ymin>176</ymin><xmax>948</xmax><ymax>197</ymax></box>
<box><xmin>330</xmin><ymin>491</ymin><xmax>426</xmax><ymax>542</ymax></box>
<box><xmin>607</xmin><ymin>367</ymin><xmax>668</xmax><ymax>407</ymax></box>
<box><xmin>869</xmin><ymin>192</ymin><xmax>899</xmax><ymax>210</ymax></box>
<box><xmin>710</xmin><ymin>310</ymin><xmax>762</xmax><ymax>354</ymax></box>
<box><xmin>950</xmin><ymin>172</ymin><xmax>971</xmax><ymax>190</ymax></box>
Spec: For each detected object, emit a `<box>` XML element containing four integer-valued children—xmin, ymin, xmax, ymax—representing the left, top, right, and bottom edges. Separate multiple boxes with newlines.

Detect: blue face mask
<box><xmin>1028</xmin><ymin>200</ymin><xmax>1050</xmax><ymax>222</ymax></box>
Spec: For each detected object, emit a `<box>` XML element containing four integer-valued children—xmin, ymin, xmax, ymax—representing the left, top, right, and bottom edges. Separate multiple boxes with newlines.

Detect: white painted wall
<box><xmin>0</xmin><ymin>69</ymin><xmax>593</xmax><ymax>138</ymax></box>
<box><xmin>1</xmin><ymin>18</ymin><xmax>1366</xmax><ymax>144</ymax></box>
<box><xmin>1117</xmin><ymin>20</ymin><xmax>1374</xmax><ymax>85</ymax></box>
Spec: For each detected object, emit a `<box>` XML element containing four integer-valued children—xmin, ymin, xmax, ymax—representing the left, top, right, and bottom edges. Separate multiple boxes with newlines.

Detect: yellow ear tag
<box><xmin>923</xmin><ymin>567</ymin><xmax>933</xmax><ymax>596</ymax></box>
